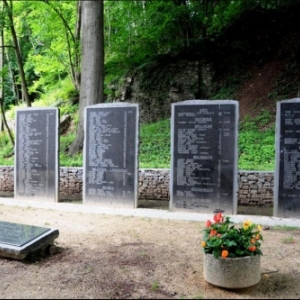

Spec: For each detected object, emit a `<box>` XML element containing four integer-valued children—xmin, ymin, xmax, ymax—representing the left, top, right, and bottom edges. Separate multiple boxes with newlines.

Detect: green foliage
<box><xmin>38</xmin><ymin>76</ymin><xmax>77</xmax><ymax>106</ymax></box>
<box><xmin>206</xmin><ymin>0</ymin><xmax>246</xmax><ymax>37</ymax></box>
<box><xmin>211</xmin><ymin>86</ymin><xmax>237</xmax><ymax>100</ymax></box>
<box><xmin>104</xmin><ymin>0</ymin><xmax>176</xmax><ymax>69</ymax></box>
<box><xmin>239</xmin><ymin>110</ymin><xmax>275</xmax><ymax>170</ymax></box>
<box><xmin>139</xmin><ymin>119</ymin><xmax>170</xmax><ymax>168</ymax></box>
<box><xmin>0</xmin><ymin>132</ymin><xmax>14</xmax><ymax>166</ymax></box>
<box><xmin>9</xmin><ymin>0</ymin><xmax>78</xmax><ymax>100</ymax></box>
<box><xmin>0</xmin><ymin>0</ymin><xmax>297</xmax><ymax>173</ymax></box>
<box><xmin>60</xmin><ymin>134</ymin><xmax>82</xmax><ymax>167</ymax></box>
<box><xmin>201</xmin><ymin>213</ymin><xmax>263</xmax><ymax>258</ymax></box>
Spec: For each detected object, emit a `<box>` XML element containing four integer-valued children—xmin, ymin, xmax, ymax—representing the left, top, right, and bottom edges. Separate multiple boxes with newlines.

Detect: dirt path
<box><xmin>0</xmin><ymin>204</ymin><xmax>300</xmax><ymax>299</ymax></box>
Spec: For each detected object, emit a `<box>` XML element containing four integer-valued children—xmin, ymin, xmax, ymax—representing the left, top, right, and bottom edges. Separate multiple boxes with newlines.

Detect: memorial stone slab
<box><xmin>0</xmin><ymin>221</ymin><xmax>59</xmax><ymax>260</ymax></box>
<box><xmin>274</xmin><ymin>98</ymin><xmax>300</xmax><ymax>218</ymax></box>
<box><xmin>15</xmin><ymin>107</ymin><xmax>59</xmax><ymax>202</ymax></box>
<box><xmin>83</xmin><ymin>103</ymin><xmax>139</xmax><ymax>208</ymax></box>
<box><xmin>170</xmin><ymin>100</ymin><xmax>239</xmax><ymax>214</ymax></box>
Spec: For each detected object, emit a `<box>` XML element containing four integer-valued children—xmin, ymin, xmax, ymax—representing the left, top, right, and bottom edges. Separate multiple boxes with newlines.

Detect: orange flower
<box><xmin>221</xmin><ymin>250</ymin><xmax>229</xmax><ymax>258</ymax></box>
<box><xmin>255</xmin><ymin>234</ymin><xmax>261</xmax><ymax>240</ymax></box>
<box><xmin>201</xmin><ymin>241</ymin><xmax>206</xmax><ymax>247</ymax></box>
<box><xmin>251</xmin><ymin>238</ymin><xmax>256</xmax><ymax>244</ymax></box>
<box><xmin>210</xmin><ymin>229</ymin><xmax>217</xmax><ymax>236</ymax></box>
<box><xmin>206</xmin><ymin>220</ymin><xmax>212</xmax><ymax>228</ymax></box>
<box><xmin>248</xmin><ymin>245</ymin><xmax>256</xmax><ymax>252</ymax></box>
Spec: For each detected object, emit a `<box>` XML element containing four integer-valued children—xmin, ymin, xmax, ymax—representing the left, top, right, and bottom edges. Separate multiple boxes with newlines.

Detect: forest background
<box><xmin>0</xmin><ymin>0</ymin><xmax>299</xmax><ymax>171</ymax></box>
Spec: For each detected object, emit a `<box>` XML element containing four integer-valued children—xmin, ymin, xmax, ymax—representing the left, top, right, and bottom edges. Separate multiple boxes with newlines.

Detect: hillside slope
<box><xmin>116</xmin><ymin>4</ymin><xmax>300</xmax><ymax>124</ymax></box>
<box><xmin>227</xmin><ymin>5</ymin><xmax>300</xmax><ymax>120</ymax></box>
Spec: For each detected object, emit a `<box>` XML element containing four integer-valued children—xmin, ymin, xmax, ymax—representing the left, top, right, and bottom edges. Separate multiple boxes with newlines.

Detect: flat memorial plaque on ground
<box><xmin>274</xmin><ymin>98</ymin><xmax>300</xmax><ymax>218</ymax></box>
<box><xmin>0</xmin><ymin>221</ymin><xmax>59</xmax><ymax>260</ymax></box>
<box><xmin>83</xmin><ymin>103</ymin><xmax>139</xmax><ymax>208</ymax></box>
<box><xmin>170</xmin><ymin>100</ymin><xmax>239</xmax><ymax>214</ymax></box>
<box><xmin>15</xmin><ymin>107</ymin><xmax>59</xmax><ymax>202</ymax></box>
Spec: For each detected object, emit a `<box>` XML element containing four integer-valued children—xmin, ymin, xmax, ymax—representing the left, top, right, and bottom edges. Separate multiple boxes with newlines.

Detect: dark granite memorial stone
<box><xmin>83</xmin><ymin>103</ymin><xmax>139</xmax><ymax>208</ymax></box>
<box><xmin>15</xmin><ymin>108</ymin><xmax>59</xmax><ymax>202</ymax></box>
<box><xmin>170</xmin><ymin>100</ymin><xmax>238</xmax><ymax>214</ymax></box>
<box><xmin>0</xmin><ymin>221</ymin><xmax>50</xmax><ymax>247</ymax></box>
<box><xmin>0</xmin><ymin>221</ymin><xmax>59</xmax><ymax>260</ymax></box>
<box><xmin>274</xmin><ymin>98</ymin><xmax>300</xmax><ymax>218</ymax></box>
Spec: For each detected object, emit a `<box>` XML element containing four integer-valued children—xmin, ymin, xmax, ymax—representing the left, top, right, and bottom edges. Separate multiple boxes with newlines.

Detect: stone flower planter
<box><xmin>204</xmin><ymin>254</ymin><xmax>261</xmax><ymax>289</ymax></box>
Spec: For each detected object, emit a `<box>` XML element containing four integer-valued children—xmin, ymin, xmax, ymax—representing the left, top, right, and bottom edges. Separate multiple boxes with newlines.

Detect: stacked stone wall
<box><xmin>238</xmin><ymin>171</ymin><xmax>274</xmax><ymax>206</ymax></box>
<box><xmin>0</xmin><ymin>167</ymin><xmax>274</xmax><ymax>206</ymax></box>
<box><xmin>59</xmin><ymin>167</ymin><xmax>83</xmax><ymax>200</ymax></box>
<box><xmin>138</xmin><ymin>169</ymin><xmax>170</xmax><ymax>200</ymax></box>
<box><xmin>0</xmin><ymin>167</ymin><xmax>14</xmax><ymax>196</ymax></box>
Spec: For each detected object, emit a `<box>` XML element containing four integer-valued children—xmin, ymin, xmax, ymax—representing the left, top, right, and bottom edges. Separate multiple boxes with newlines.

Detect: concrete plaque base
<box><xmin>204</xmin><ymin>254</ymin><xmax>261</xmax><ymax>289</ymax></box>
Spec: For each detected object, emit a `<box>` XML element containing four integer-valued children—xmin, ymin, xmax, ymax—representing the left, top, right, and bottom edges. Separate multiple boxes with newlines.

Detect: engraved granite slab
<box><xmin>0</xmin><ymin>221</ymin><xmax>59</xmax><ymax>260</ymax></box>
<box><xmin>15</xmin><ymin>107</ymin><xmax>60</xmax><ymax>202</ymax></box>
<box><xmin>274</xmin><ymin>98</ymin><xmax>300</xmax><ymax>218</ymax></box>
<box><xmin>170</xmin><ymin>100</ymin><xmax>239</xmax><ymax>214</ymax></box>
<box><xmin>83</xmin><ymin>103</ymin><xmax>139</xmax><ymax>208</ymax></box>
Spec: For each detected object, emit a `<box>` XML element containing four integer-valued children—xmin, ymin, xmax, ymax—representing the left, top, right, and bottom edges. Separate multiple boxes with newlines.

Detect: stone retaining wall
<box><xmin>0</xmin><ymin>167</ymin><xmax>274</xmax><ymax>206</ymax></box>
<box><xmin>238</xmin><ymin>171</ymin><xmax>274</xmax><ymax>206</ymax></box>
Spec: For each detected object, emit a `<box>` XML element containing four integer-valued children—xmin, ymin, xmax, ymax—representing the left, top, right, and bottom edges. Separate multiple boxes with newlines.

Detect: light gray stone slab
<box><xmin>15</xmin><ymin>107</ymin><xmax>60</xmax><ymax>202</ymax></box>
<box><xmin>83</xmin><ymin>103</ymin><xmax>139</xmax><ymax>208</ymax></box>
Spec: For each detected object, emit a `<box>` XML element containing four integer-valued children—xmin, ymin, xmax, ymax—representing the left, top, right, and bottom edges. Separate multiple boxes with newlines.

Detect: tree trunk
<box><xmin>0</xmin><ymin>17</ymin><xmax>14</xmax><ymax>146</ymax></box>
<box><xmin>74</xmin><ymin>1</ymin><xmax>81</xmax><ymax>91</ymax></box>
<box><xmin>68</xmin><ymin>0</ymin><xmax>104</xmax><ymax>155</ymax></box>
<box><xmin>3</xmin><ymin>0</ymin><xmax>31</xmax><ymax>107</ymax></box>
<box><xmin>5</xmin><ymin>51</ymin><xmax>19</xmax><ymax>105</ymax></box>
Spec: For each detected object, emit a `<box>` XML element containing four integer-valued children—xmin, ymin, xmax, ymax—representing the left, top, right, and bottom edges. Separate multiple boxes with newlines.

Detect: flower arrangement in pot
<box><xmin>201</xmin><ymin>212</ymin><xmax>264</xmax><ymax>289</ymax></box>
<box><xmin>201</xmin><ymin>212</ymin><xmax>263</xmax><ymax>258</ymax></box>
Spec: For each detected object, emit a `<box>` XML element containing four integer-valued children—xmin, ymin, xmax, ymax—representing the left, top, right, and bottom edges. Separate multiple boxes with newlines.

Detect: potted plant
<box><xmin>201</xmin><ymin>212</ymin><xmax>263</xmax><ymax>289</ymax></box>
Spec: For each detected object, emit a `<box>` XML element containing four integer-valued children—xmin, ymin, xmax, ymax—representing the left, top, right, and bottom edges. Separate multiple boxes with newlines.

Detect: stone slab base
<box><xmin>0</xmin><ymin>228</ymin><xmax>59</xmax><ymax>260</ymax></box>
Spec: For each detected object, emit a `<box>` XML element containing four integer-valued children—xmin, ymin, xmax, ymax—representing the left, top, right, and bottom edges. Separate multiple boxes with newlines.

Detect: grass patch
<box><xmin>151</xmin><ymin>280</ymin><xmax>159</xmax><ymax>291</ymax></box>
<box><xmin>273</xmin><ymin>225</ymin><xmax>300</xmax><ymax>231</ymax></box>
<box><xmin>139</xmin><ymin>118</ymin><xmax>170</xmax><ymax>169</ymax></box>
<box><xmin>238</xmin><ymin>109</ymin><xmax>275</xmax><ymax>171</ymax></box>
<box><xmin>281</xmin><ymin>236</ymin><xmax>296</xmax><ymax>244</ymax></box>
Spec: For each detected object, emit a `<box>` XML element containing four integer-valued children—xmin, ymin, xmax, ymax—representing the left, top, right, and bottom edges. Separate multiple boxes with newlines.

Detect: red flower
<box><xmin>210</xmin><ymin>229</ymin><xmax>217</xmax><ymax>236</ymax></box>
<box><xmin>206</xmin><ymin>220</ymin><xmax>212</xmax><ymax>227</ymax></box>
<box><xmin>213</xmin><ymin>212</ymin><xmax>223</xmax><ymax>223</ymax></box>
